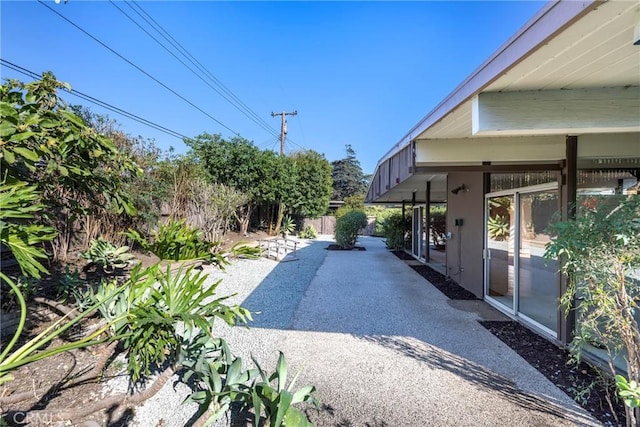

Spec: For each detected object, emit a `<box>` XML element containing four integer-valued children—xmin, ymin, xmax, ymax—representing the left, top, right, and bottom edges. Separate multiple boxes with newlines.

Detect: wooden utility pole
<box><xmin>269</xmin><ymin>110</ymin><xmax>297</xmax><ymax>236</ymax></box>
<box><xmin>271</xmin><ymin>110</ymin><xmax>297</xmax><ymax>155</ymax></box>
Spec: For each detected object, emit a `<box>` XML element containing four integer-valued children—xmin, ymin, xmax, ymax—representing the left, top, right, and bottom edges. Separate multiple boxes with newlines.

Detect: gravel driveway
<box><xmin>125</xmin><ymin>235</ymin><xmax>600</xmax><ymax>426</ymax></box>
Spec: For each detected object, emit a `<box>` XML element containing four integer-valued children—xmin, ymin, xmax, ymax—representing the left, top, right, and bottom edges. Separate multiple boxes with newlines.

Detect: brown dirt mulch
<box><xmin>390</xmin><ymin>250</ymin><xmax>478</xmax><ymax>300</ymax></box>
<box><xmin>480</xmin><ymin>320</ymin><xmax>626</xmax><ymax>426</ymax></box>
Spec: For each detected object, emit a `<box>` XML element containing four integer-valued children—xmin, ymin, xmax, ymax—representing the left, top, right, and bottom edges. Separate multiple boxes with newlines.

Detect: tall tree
<box><xmin>186</xmin><ymin>133</ymin><xmax>263</xmax><ymax>234</ymax></box>
<box><xmin>288</xmin><ymin>150</ymin><xmax>332</xmax><ymax>218</ymax></box>
<box><xmin>331</xmin><ymin>144</ymin><xmax>368</xmax><ymax>200</ymax></box>
<box><xmin>70</xmin><ymin>105</ymin><xmax>173</xmax><ymax>236</ymax></box>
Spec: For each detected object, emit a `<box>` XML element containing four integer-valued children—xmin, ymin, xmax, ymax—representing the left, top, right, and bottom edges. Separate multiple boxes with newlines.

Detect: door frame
<box><xmin>412</xmin><ymin>205</ymin><xmax>425</xmax><ymax>261</ymax></box>
<box><xmin>484</xmin><ymin>182</ymin><xmax>559</xmax><ymax>338</ymax></box>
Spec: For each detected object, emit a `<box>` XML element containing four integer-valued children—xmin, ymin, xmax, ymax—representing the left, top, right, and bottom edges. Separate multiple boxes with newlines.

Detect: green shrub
<box><xmin>299</xmin><ymin>224</ymin><xmax>318</xmax><ymax>239</ymax></box>
<box><xmin>545</xmin><ymin>195</ymin><xmax>640</xmax><ymax>423</ymax></box>
<box><xmin>488</xmin><ymin>215</ymin><xmax>510</xmax><ymax>240</ymax></box>
<box><xmin>381</xmin><ymin>212</ymin><xmax>408</xmax><ymax>250</ymax></box>
<box><xmin>373</xmin><ymin>208</ymin><xmax>400</xmax><ymax>237</ymax></box>
<box><xmin>125</xmin><ymin>219</ymin><xmax>220</xmax><ymax>263</ymax></box>
<box><xmin>335</xmin><ymin>210</ymin><xmax>367</xmax><ymax>249</ymax></box>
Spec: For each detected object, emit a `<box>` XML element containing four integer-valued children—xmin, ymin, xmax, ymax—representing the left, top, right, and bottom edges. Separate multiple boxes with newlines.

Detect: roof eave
<box><xmin>375</xmin><ymin>0</ymin><xmax>602</xmax><ymax>170</ymax></box>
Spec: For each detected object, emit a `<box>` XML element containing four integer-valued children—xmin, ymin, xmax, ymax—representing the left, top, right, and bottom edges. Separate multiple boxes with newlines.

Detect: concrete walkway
<box><xmin>278</xmin><ymin>236</ymin><xmax>599</xmax><ymax>426</ymax></box>
<box><xmin>128</xmin><ymin>235</ymin><xmax>600</xmax><ymax>426</ymax></box>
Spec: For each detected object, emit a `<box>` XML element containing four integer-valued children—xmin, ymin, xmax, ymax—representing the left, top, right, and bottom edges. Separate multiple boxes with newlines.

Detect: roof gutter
<box><xmin>376</xmin><ymin>0</ymin><xmax>602</xmax><ymax>169</ymax></box>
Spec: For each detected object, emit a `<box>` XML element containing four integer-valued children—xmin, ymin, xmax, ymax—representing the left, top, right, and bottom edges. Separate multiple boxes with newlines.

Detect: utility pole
<box><xmin>271</xmin><ymin>110</ymin><xmax>297</xmax><ymax>155</ymax></box>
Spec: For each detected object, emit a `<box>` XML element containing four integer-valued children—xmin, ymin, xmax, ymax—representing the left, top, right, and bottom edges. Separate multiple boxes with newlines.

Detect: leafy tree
<box><xmin>187</xmin><ymin>133</ymin><xmax>265</xmax><ymax>234</ymax></box>
<box><xmin>335</xmin><ymin>194</ymin><xmax>365</xmax><ymax>219</ymax></box>
<box><xmin>288</xmin><ymin>150</ymin><xmax>332</xmax><ymax>219</ymax></box>
<box><xmin>254</xmin><ymin>149</ymin><xmax>295</xmax><ymax>233</ymax></box>
<box><xmin>0</xmin><ymin>73</ymin><xmax>140</xmax><ymax>262</ymax></box>
<box><xmin>69</xmin><ymin>105</ymin><xmax>175</xmax><ymax>242</ymax></box>
<box><xmin>188</xmin><ymin>134</ymin><xmax>332</xmax><ymax>234</ymax></box>
<box><xmin>331</xmin><ymin>144</ymin><xmax>368</xmax><ymax>200</ymax></box>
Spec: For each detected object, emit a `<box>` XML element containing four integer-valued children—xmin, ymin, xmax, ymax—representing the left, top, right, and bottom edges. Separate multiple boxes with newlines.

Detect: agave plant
<box><xmin>299</xmin><ymin>225</ymin><xmax>318</xmax><ymax>240</ymax></box>
<box><xmin>280</xmin><ymin>216</ymin><xmax>296</xmax><ymax>238</ymax></box>
<box><xmin>80</xmin><ymin>238</ymin><xmax>135</xmax><ymax>274</ymax></box>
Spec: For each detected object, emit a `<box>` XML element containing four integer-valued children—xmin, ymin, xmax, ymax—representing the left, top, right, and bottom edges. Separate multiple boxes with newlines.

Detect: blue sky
<box><xmin>1</xmin><ymin>1</ymin><xmax>545</xmax><ymax>174</ymax></box>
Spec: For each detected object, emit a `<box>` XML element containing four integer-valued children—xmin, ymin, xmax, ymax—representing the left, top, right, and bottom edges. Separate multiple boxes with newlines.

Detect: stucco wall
<box><xmin>445</xmin><ymin>172</ymin><xmax>485</xmax><ymax>298</ymax></box>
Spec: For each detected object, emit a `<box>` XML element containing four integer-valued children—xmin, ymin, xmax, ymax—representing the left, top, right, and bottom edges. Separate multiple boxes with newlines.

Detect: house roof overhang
<box><xmin>366</xmin><ymin>0</ymin><xmax>640</xmax><ymax>204</ymax></box>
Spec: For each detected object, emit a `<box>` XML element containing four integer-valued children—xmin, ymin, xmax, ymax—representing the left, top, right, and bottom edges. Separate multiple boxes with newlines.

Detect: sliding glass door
<box><xmin>485</xmin><ymin>183</ymin><xmax>559</xmax><ymax>336</ymax></box>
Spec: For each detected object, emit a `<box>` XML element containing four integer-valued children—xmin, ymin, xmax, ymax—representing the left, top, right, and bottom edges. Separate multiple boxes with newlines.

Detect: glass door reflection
<box><xmin>486</xmin><ymin>194</ymin><xmax>515</xmax><ymax>310</ymax></box>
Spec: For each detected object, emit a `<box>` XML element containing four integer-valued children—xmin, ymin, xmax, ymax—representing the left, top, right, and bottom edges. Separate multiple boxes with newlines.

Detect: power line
<box><xmin>285</xmin><ymin>137</ymin><xmax>309</xmax><ymax>153</ymax></box>
<box><xmin>125</xmin><ymin>1</ymin><xmax>278</xmax><ymax>137</ymax></box>
<box><xmin>128</xmin><ymin>0</ymin><xmax>277</xmax><ymax>135</ymax></box>
<box><xmin>3</xmin><ymin>59</ymin><xmax>304</xmax><ymax>156</ymax></box>
<box><xmin>37</xmin><ymin>0</ymin><xmax>241</xmax><ymax>137</ymax></box>
<box><xmin>1</xmin><ymin>59</ymin><xmax>192</xmax><ymax>142</ymax></box>
<box><xmin>111</xmin><ymin>0</ymin><xmax>279</xmax><ymax>138</ymax></box>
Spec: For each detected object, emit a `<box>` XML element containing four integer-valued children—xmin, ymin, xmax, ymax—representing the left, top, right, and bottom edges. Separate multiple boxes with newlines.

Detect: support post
<box><xmin>559</xmin><ymin>135</ymin><xmax>578</xmax><ymax>344</ymax></box>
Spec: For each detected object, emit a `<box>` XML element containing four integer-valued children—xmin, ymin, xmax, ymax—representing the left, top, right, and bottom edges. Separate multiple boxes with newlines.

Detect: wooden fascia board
<box><xmin>472</xmin><ymin>87</ymin><xmax>640</xmax><ymax>136</ymax></box>
<box><xmin>414</xmin><ymin>162</ymin><xmax>563</xmax><ymax>173</ymax></box>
